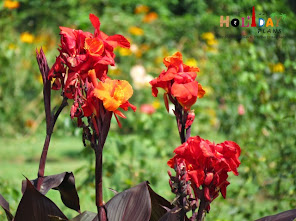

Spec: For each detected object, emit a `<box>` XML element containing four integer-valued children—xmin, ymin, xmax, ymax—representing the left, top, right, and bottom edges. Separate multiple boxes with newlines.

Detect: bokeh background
<box><xmin>0</xmin><ymin>0</ymin><xmax>296</xmax><ymax>220</ymax></box>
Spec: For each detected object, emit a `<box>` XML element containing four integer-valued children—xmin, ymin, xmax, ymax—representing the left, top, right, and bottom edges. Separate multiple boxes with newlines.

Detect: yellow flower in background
<box><xmin>152</xmin><ymin>100</ymin><xmax>161</xmax><ymax>109</ymax></box>
<box><xmin>134</xmin><ymin>5</ymin><xmax>149</xmax><ymax>14</ymax></box>
<box><xmin>119</xmin><ymin>47</ymin><xmax>132</xmax><ymax>56</ymax></box>
<box><xmin>271</xmin><ymin>62</ymin><xmax>285</xmax><ymax>73</ymax></box>
<box><xmin>129</xmin><ymin>26</ymin><xmax>144</xmax><ymax>36</ymax></box>
<box><xmin>4</xmin><ymin>0</ymin><xmax>20</xmax><ymax>9</ymax></box>
<box><xmin>143</xmin><ymin>12</ymin><xmax>158</xmax><ymax>23</ymax></box>
<box><xmin>206</xmin><ymin>46</ymin><xmax>218</xmax><ymax>53</ymax></box>
<box><xmin>201</xmin><ymin>32</ymin><xmax>215</xmax><ymax>40</ymax></box>
<box><xmin>202</xmin><ymin>86</ymin><xmax>213</xmax><ymax>96</ymax></box>
<box><xmin>8</xmin><ymin>43</ymin><xmax>16</xmax><ymax>50</ymax></box>
<box><xmin>20</xmin><ymin>32</ymin><xmax>34</xmax><ymax>43</ymax></box>
<box><xmin>186</xmin><ymin>58</ymin><xmax>198</xmax><ymax>67</ymax></box>
<box><xmin>207</xmin><ymin>39</ymin><xmax>218</xmax><ymax>46</ymax></box>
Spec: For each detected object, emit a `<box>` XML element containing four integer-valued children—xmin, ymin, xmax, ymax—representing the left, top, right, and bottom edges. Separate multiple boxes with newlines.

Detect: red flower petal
<box><xmin>204</xmin><ymin>172</ymin><xmax>214</xmax><ymax>186</ymax></box>
<box><xmin>163</xmin><ymin>51</ymin><xmax>183</xmax><ymax>68</ymax></box>
<box><xmin>204</xmin><ymin>186</ymin><xmax>211</xmax><ymax>202</ymax></box>
<box><xmin>89</xmin><ymin>14</ymin><xmax>101</xmax><ymax>31</ymax></box>
<box><xmin>197</xmin><ymin>83</ymin><xmax>206</xmax><ymax>98</ymax></box>
<box><xmin>106</xmin><ymin>34</ymin><xmax>130</xmax><ymax>48</ymax></box>
<box><xmin>171</xmin><ymin>81</ymin><xmax>199</xmax><ymax>110</ymax></box>
<box><xmin>85</xmin><ymin>38</ymin><xmax>104</xmax><ymax>56</ymax></box>
<box><xmin>163</xmin><ymin>93</ymin><xmax>169</xmax><ymax>112</ymax></box>
<box><xmin>188</xmin><ymin>170</ymin><xmax>205</xmax><ymax>188</ymax></box>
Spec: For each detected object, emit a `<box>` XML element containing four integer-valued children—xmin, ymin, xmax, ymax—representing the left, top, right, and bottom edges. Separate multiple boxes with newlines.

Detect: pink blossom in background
<box><xmin>140</xmin><ymin>104</ymin><xmax>156</xmax><ymax>114</ymax></box>
<box><xmin>238</xmin><ymin>104</ymin><xmax>245</xmax><ymax>115</ymax></box>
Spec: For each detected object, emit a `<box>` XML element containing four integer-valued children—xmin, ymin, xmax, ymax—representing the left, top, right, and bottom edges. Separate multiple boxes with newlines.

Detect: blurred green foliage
<box><xmin>0</xmin><ymin>0</ymin><xmax>296</xmax><ymax>220</ymax></box>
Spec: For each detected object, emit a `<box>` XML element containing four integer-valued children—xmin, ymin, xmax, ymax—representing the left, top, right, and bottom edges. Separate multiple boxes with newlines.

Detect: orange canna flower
<box><xmin>171</xmin><ymin>81</ymin><xmax>200</xmax><ymax>111</ymax></box>
<box><xmin>93</xmin><ymin>78</ymin><xmax>134</xmax><ymax>112</ymax></box>
<box><xmin>4</xmin><ymin>0</ymin><xmax>20</xmax><ymax>9</ymax></box>
<box><xmin>134</xmin><ymin>5</ymin><xmax>149</xmax><ymax>14</ymax></box>
<box><xmin>143</xmin><ymin>12</ymin><xmax>158</xmax><ymax>23</ymax></box>
<box><xmin>163</xmin><ymin>51</ymin><xmax>183</xmax><ymax>67</ymax></box>
<box><xmin>150</xmin><ymin>51</ymin><xmax>204</xmax><ymax>111</ymax></box>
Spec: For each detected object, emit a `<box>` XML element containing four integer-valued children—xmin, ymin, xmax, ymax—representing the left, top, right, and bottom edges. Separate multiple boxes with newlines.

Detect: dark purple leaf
<box><xmin>105</xmin><ymin>181</ymin><xmax>151</xmax><ymax>221</ymax></box>
<box><xmin>0</xmin><ymin>194</ymin><xmax>13</xmax><ymax>221</ymax></box>
<box><xmin>69</xmin><ymin>211</ymin><xmax>97</xmax><ymax>221</ymax></box>
<box><xmin>159</xmin><ymin>207</ymin><xmax>183</xmax><ymax>221</ymax></box>
<box><xmin>49</xmin><ymin>215</ymin><xmax>68</xmax><ymax>221</ymax></box>
<box><xmin>22</xmin><ymin>172</ymin><xmax>80</xmax><ymax>213</ymax></box>
<box><xmin>255</xmin><ymin>209</ymin><xmax>296</xmax><ymax>221</ymax></box>
<box><xmin>14</xmin><ymin>179</ymin><xmax>67</xmax><ymax>221</ymax></box>
<box><xmin>147</xmin><ymin>185</ymin><xmax>174</xmax><ymax>221</ymax></box>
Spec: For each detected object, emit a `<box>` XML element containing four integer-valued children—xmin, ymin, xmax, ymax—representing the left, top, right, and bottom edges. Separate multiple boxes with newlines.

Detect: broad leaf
<box><xmin>147</xmin><ymin>185</ymin><xmax>173</xmax><ymax>221</ymax></box>
<box><xmin>255</xmin><ymin>208</ymin><xmax>296</xmax><ymax>221</ymax></box>
<box><xmin>15</xmin><ymin>179</ymin><xmax>67</xmax><ymax>221</ymax></box>
<box><xmin>159</xmin><ymin>207</ymin><xmax>184</xmax><ymax>221</ymax></box>
<box><xmin>22</xmin><ymin>172</ymin><xmax>80</xmax><ymax>212</ymax></box>
<box><xmin>0</xmin><ymin>194</ymin><xmax>13</xmax><ymax>221</ymax></box>
<box><xmin>70</xmin><ymin>211</ymin><xmax>97</xmax><ymax>221</ymax></box>
<box><xmin>105</xmin><ymin>181</ymin><xmax>173</xmax><ymax>221</ymax></box>
<box><xmin>105</xmin><ymin>181</ymin><xmax>151</xmax><ymax>221</ymax></box>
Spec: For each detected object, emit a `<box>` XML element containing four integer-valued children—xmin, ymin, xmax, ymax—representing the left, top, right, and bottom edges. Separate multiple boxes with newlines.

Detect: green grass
<box><xmin>0</xmin><ymin>133</ymin><xmax>91</xmax><ymax>219</ymax></box>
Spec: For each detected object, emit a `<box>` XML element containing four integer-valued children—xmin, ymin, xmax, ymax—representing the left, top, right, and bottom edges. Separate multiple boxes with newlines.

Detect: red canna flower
<box><xmin>150</xmin><ymin>52</ymin><xmax>205</xmax><ymax>111</ymax></box>
<box><xmin>168</xmin><ymin>136</ymin><xmax>241</xmax><ymax>211</ymax></box>
<box><xmin>47</xmin><ymin>14</ymin><xmax>133</xmax><ymax>128</ymax></box>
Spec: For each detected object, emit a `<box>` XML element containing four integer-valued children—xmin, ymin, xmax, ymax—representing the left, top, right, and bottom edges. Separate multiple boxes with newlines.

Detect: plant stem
<box><xmin>196</xmin><ymin>190</ymin><xmax>206</xmax><ymax>221</ymax></box>
<box><xmin>95</xmin><ymin>146</ymin><xmax>108</xmax><ymax>221</ymax></box>
<box><xmin>95</xmin><ymin>147</ymin><xmax>104</xmax><ymax>208</ymax></box>
<box><xmin>36</xmin><ymin>97</ymin><xmax>68</xmax><ymax>190</ymax></box>
<box><xmin>92</xmin><ymin>105</ymin><xmax>112</xmax><ymax>220</ymax></box>
<box><xmin>174</xmin><ymin>102</ymin><xmax>189</xmax><ymax>144</ymax></box>
<box><xmin>37</xmin><ymin>134</ymin><xmax>50</xmax><ymax>190</ymax></box>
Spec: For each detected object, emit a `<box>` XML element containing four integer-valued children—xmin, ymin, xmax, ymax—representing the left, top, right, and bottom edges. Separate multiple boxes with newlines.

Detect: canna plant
<box><xmin>0</xmin><ymin>14</ymin><xmax>172</xmax><ymax>221</ymax></box>
<box><xmin>150</xmin><ymin>52</ymin><xmax>241</xmax><ymax>220</ymax></box>
<box><xmin>1</xmin><ymin>12</ymin><xmax>290</xmax><ymax>221</ymax></box>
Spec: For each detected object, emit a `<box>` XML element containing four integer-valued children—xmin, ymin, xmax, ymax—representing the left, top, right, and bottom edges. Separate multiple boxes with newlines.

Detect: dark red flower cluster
<box><xmin>167</xmin><ymin>136</ymin><xmax>241</xmax><ymax>211</ymax></box>
<box><xmin>48</xmin><ymin>14</ymin><xmax>135</xmax><ymax>124</ymax></box>
<box><xmin>150</xmin><ymin>52</ymin><xmax>205</xmax><ymax>111</ymax></box>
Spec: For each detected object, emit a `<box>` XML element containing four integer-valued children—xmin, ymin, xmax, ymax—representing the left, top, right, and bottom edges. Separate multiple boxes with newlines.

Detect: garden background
<box><xmin>0</xmin><ymin>0</ymin><xmax>295</xmax><ymax>220</ymax></box>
